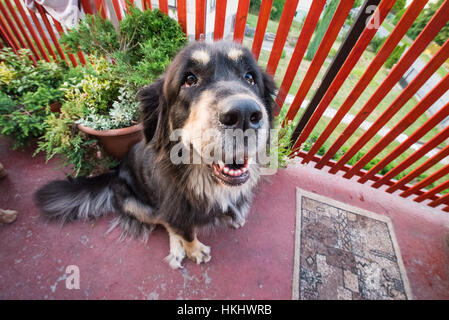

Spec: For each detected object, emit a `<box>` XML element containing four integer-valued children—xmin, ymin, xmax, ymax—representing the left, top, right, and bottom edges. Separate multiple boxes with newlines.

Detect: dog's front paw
<box><xmin>186</xmin><ymin>241</ymin><xmax>211</xmax><ymax>265</ymax></box>
<box><xmin>165</xmin><ymin>252</ymin><xmax>185</xmax><ymax>269</ymax></box>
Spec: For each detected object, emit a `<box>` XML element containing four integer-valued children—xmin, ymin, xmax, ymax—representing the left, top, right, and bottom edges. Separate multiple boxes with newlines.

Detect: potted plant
<box><xmin>76</xmin><ymin>86</ymin><xmax>142</xmax><ymax>159</ymax></box>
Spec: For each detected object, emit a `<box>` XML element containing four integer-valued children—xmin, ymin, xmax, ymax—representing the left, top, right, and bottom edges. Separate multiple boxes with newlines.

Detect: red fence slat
<box><xmin>4</xmin><ymin>0</ymin><xmax>41</xmax><ymax>61</ymax></box>
<box><xmin>112</xmin><ymin>0</ymin><xmax>122</xmax><ymax>21</ymax></box>
<box><xmin>26</xmin><ymin>7</ymin><xmax>57</xmax><ymax>61</ymax></box>
<box><xmin>143</xmin><ymin>0</ymin><xmax>152</xmax><ymax>10</ymax></box>
<box><xmin>251</xmin><ymin>0</ymin><xmax>273</xmax><ymax>60</ymax></box>
<box><xmin>265</xmin><ymin>0</ymin><xmax>299</xmax><ymax>76</ymax></box>
<box><xmin>233</xmin><ymin>0</ymin><xmax>250</xmax><ymax>43</ymax></box>
<box><xmin>195</xmin><ymin>0</ymin><xmax>206</xmax><ymax>41</ymax></box>
<box><xmin>284</xmin><ymin>0</ymin><xmax>354</xmax><ymax>121</ymax></box>
<box><xmin>391</xmin><ymin>144</ymin><xmax>449</xmax><ymax>195</ymax></box>
<box><xmin>94</xmin><ymin>0</ymin><xmax>107</xmax><ymax>18</ymax></box>
<box><xmin>213</xmin><ymin>0</ymin><xmax>226</xmax><ymax>40</ymax></box>
<box><xmin>35</xmin><ymin>3</ymin><xmax>68</xmax><ymax>64</ymax></box>
<box><xmin>13</xmin><ymin>0</ymin><xmax>50</xmax><ymax>62</ymax></box>
<box><xmin>399</xmin><ymin>159</ymin><xmax>449</xmax><ymax>198</ymax></box>
<box><xmin>80</xmin><ymin>0</ymin><xmax>94</xmax><ymax>14</ymax></box>
<box><xmin>177</xmin><ymin>0</ymin><xmax>187</xmax><ymax>34</ymax></box>
<box><xmin>322</xmin><ymin>0</ymin><xmax>449</xmax><ymax>173</ymax></box>
<box><xmin>367</xmin><ymin>99</ymin><xmax>449</xmax><ymax>187</ymax></box>
<box><xmin>414</xmin><ymin>179</ymin><xmax>449</xmax><ymax>203</ymax></box>
<box><xmin>0</xmin><ymin>7</ymin><xmax>21</xmax><ymax>53</ymax></box>
<box><xmin>275</xmin><ymin>0</ymin><xmax>326</xmax><ymax>109</ymax></box>
<box><xmin>0</xmin><ymin>0</ymin><xmax>37</xmax><ymax>64</ymax></box>
<box><xmin>51</xmin><ymin>17</ymin><xmax>78</xmax><ymax>67</ymax></box>
<box><xmin>309</xmin><ymin>0</ymin><xmax>428</xmax><ymax>171</ymax></box>
<box><xmin>341</xmin><ymin>38</ymin><xmax>449</xmax><ymax>179</ymax></box>
<box><xmin>295</xmin><ymin>0</ymin><xmax>397</xmax><ymax>159</ymax></box>
<box><xmin>159</xmin><ymin>0</ymin><xmax>168</xmax><ymax>14</ymax></box>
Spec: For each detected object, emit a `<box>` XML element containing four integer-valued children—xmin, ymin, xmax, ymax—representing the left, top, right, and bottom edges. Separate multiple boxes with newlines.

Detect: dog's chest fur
<box><xmin>122</xmin><ymin>142</ymin><xmax>255</xmax><ymax>228</ymax></box>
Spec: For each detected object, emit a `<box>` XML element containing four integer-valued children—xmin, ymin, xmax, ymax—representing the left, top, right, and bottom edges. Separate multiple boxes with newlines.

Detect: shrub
<box><xmin>385</xmin><ymin>45</ymin><xmax>407</xmax><ymax>69</ymax></box>
<box><xmin>368</xmin><ymin>34</ymin><xmax>386</xmax><ymax>53</ymax></box>
<box><xmin>0</xmin><ymin>48</ymin><xmax>65</xmax><ymax>149</ymax></box>
<box><xmin>61</xmin><ymin>8</ymin><xmax>186</xmax><ymax>87</ymax></box>
<box><xmin>36</xmin><ymin>56</ymin><xmax>122</xmax><ymax>176</ymax></box>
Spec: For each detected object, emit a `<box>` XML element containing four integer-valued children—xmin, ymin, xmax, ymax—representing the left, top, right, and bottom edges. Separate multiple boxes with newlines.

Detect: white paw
<box><xmin>164</xmin><ymin>252</ymin><xmax>185</xmax><ymax>269</ymax></box>
<box><xmin>187</xmin><ymin>242</ymin><xmax>211</xmax><ymax>264</ymax></box>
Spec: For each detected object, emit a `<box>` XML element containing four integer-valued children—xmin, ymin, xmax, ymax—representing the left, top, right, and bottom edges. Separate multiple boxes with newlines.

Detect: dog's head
<box><xmin>139</xmin><ymin>41</ymin><xmax>277</xmax><ymax>189</ymax></box>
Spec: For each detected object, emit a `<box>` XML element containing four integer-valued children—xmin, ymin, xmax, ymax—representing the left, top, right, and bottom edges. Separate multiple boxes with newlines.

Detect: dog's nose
<box><xmin>219</xmin><ymin>100</ymin><xmax>263</xmax><ymax>130</ymax></box>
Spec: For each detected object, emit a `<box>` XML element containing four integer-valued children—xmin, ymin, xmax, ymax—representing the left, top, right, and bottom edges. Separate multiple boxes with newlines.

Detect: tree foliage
<box><xmin>407</xmin><ymin>0</ymin><xmax>449</xmax><ymax>46</ymax></box>
<box><xmin>305</xmin><ymin>0</ymin><xmax>339</xmax><ymax>61</ymax></box>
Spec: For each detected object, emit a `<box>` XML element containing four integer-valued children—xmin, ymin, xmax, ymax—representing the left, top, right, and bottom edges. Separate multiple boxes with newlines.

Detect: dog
<box><xmin>34</xmin><ymin>41</ymin><xmax>276</xmax><ymax>269</ymax></box>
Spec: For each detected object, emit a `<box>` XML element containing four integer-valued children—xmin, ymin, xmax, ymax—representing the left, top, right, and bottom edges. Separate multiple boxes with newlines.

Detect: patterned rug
<box><xmin>292</xmin><ymin>188</ymin><xmax>412</xmax><ymax>300</ymax></box>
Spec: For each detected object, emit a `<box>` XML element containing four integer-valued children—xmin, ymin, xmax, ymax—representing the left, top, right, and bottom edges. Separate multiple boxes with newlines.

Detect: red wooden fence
<box><xmin>2</xmin><ymin>0</ymin><xmax>449</xmax><ymax>211</ymax></box>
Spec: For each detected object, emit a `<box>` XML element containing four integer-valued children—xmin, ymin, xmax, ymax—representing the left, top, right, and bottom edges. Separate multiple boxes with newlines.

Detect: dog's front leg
<box><xmin>164</xmin><ymin>225</ymin><xmax>211</xmax><ymax>268</ymax></box>
<box><xmin>181</xmin><ymin>232</ymin><xmax>211</xmax><ymax>265</ymax></box>
<box><xmin>224</xmin><ymin>202</ymin><xmax>249</xmax><ymax>229</ymax></box>
<box><xmin>165</xmin><ymin>228</ymin><xmax>187</xmax><ymax>269</ymax></box>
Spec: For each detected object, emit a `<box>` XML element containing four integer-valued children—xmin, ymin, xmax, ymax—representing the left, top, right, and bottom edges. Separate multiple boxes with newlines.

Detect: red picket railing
<box><xmin>2</xmin><ymin>0</ymin><xmax>449</xmax><ymax>212</ymax></box>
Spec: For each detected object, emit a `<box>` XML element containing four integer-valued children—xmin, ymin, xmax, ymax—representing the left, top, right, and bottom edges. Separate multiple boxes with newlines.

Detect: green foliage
<box><xmin>393</xmin><ymin>7</ymin><xmax>406</xmax><ymax>25</ymax></box>
<box><xmin>61</xmin><ymin>8</ymin><xmax>186</xmax><ymax>87</ymax></box>
<box><xmin>249</xmin><ymin>0</ymin><xmax>262</xmax><ymax>14</ymax></box>
<box><xmin>306</xmin><ymin>0</ymin><xmax>339</xmax><ymax>61</ymax></box>
<box><xmin>60</xmin><ymin>14</ymin><xmax>119</xmax><ymax>56</ymax></box>
<box><xmin>275</xmin><ymin>117</ymin><xmax>295</xmax><ymax>168</ymax></box>
<box><xmin>36</xmin><ymin>56</ymin><xmax>122</xmax><ymax>176</ymax></box>
<box><xmin>368</xmin><ymin>34</ymin><xmax>386</xmax><ymax>53</ymax></box>
<box><xmin>392</xmin><ymin>0</ymin><xmax>406</xmax><ymax>13</ymax></box>
<box><xmin>270</xmin><ymin>0</ymin><xmax>286</xmax><ymax>21</ymax></box>
<box><xmin>0</xmin><ymin>48</ymin><xmax>65</xmax><ymax>149</ymax></box>
<box><xmin>353</xmin><ymin>0</ymin><xmax>362</xmax><ymax>8</ymax></box>
<box><xmin>77</xmin><ymin>87</ymin><xmax>139</xmax><ymax>130</ymax></box>
<box><xmin>385</xmin><ymin>44</ymin><xmax>407</xmax><ymax>69</ymax></box>
<box><xmin>407</xmin><ymin>0</ymin><xmax>449</xmax><ymax>46</ymax></box>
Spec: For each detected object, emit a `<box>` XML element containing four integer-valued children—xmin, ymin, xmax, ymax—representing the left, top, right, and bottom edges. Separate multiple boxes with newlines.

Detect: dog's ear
<box><xmin>261</xmin><ymin>71</ymin><xmax>278</xmax><ymax>123</ymax></box>
<box><xmin>138</xmin><ymin>78</ymin><xmax>166</xmax><ymax>144</ymax></box>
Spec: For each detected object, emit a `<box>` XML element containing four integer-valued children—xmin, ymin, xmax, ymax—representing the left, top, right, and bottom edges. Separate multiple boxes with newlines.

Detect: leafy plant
<box><xmin>77</xmin><ymin>87</ymin><xmax>139</xmax><ymax>130</ymax></box>
<box><xmin>61</xmin><ymin>7</ymin><xmax>186</xmax><ymax>87</ymax></box>
<box><xmin>0</xmin><ymin>48</ymin><xmax>65</xmax><ymax>148</ymax></box>
<box><xmin>36</xmin><ymin>56</ymin><xmax>122</xmax><ymax>176</ymax></box>
<box><xmin>407</xmin><ymin>0</ymin><xmax>449</xmax><ymax>46</ymax></box>
<box><xmin>368</xmin><ymin>34</ymin><xmax>386</xmax><ymax>53</ymax></box>
<box><xmin>273</xmin><ymin>117</ymin><xmax>296</xmax><ymax>168</ymax></box>
<box><xmin>385</xmin><ymin>44</ymin><xmax>407</xmax><ymax>69</ymax></box>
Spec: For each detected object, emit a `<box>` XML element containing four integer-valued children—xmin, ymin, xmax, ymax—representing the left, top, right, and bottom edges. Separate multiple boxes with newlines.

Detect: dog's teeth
<box><xmin>241</xmin><ymin>167</ymin><xmax>247</xmax><ymax>173</ymax></box>
<box><xmin>223</xmin><ymin>167</ymin><xmax>229</xmax><ymax>174</ymax></box>
<box><xmin>235</xmin><ymin>169</ymin><xmax>242</xmax><ymax>176</ymax></box>
<box><xmin>229</xmin><ymin>169</ymin><xmax>235</xmax><ymax>176</ymax></box>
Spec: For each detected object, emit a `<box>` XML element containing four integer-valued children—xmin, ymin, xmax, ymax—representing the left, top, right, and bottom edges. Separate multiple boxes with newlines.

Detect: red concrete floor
<box><xmin>1</xmin><ymin>136</ymin><xmax>449</xmax><ymax>299</ymax></box>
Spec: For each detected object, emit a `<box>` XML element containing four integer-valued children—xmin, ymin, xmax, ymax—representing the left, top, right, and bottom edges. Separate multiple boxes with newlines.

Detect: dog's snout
<box><xmin>219</xmin><ymin>100</ymin><xmax>262</xmax><ymax>130</ymax></box>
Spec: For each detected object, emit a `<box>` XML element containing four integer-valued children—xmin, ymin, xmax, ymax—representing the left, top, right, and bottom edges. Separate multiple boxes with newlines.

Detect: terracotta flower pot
<box><xmin>77</xmin><ymin>123</ymin><xmax>143</xmax><ymax>160</ymax></box>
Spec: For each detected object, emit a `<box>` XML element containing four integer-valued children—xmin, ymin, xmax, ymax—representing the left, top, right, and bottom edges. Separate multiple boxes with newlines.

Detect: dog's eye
<box><xmin>244</xmin><ymin>72</ymin><xmax>255</xmax><ymax>85</ymax></box>
<box><xmin>183</xmin><ymin>73</ymin><xmax>198</xmax><ymax>87</ymax></box>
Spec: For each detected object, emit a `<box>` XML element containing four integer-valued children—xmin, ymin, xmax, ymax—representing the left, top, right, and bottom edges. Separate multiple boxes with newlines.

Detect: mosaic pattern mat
<box><xmin>292</xmin><ymin>188</ymin><xmax>412</xmax><ymax>300</ymax></box>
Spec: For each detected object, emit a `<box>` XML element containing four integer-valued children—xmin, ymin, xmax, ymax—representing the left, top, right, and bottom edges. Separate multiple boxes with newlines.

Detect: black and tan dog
<box><xmin>35</xmin><ymin>41</ymin><xmax>276</xmax><ymax>269</ymax></box>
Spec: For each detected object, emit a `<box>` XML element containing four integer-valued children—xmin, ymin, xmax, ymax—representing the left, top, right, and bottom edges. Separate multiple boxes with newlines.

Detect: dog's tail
<box><xmin>34</xmin><ymin>171</ymin><xmax>117</xmax><ymax>223</ymax></box>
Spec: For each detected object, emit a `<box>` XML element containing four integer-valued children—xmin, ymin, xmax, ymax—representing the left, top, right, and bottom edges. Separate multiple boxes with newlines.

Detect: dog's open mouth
<box><xmin>212</xmin><ymin>158</ymin><xmax>250</xmax><ymax>186</ymax></box>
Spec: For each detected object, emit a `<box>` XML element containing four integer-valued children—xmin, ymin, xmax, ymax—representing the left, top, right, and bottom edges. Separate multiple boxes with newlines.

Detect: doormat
<box><xmin>292</xmin><ymin>188</ymin><xmax>412</xmax><ymax>300</ymax></box>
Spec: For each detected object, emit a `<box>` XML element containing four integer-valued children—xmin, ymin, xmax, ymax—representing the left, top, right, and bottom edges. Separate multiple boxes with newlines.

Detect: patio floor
<box><xmin>1</xmin><ymin>136</ymin><xmax>448</xmax><ymax>300</ymax></box>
